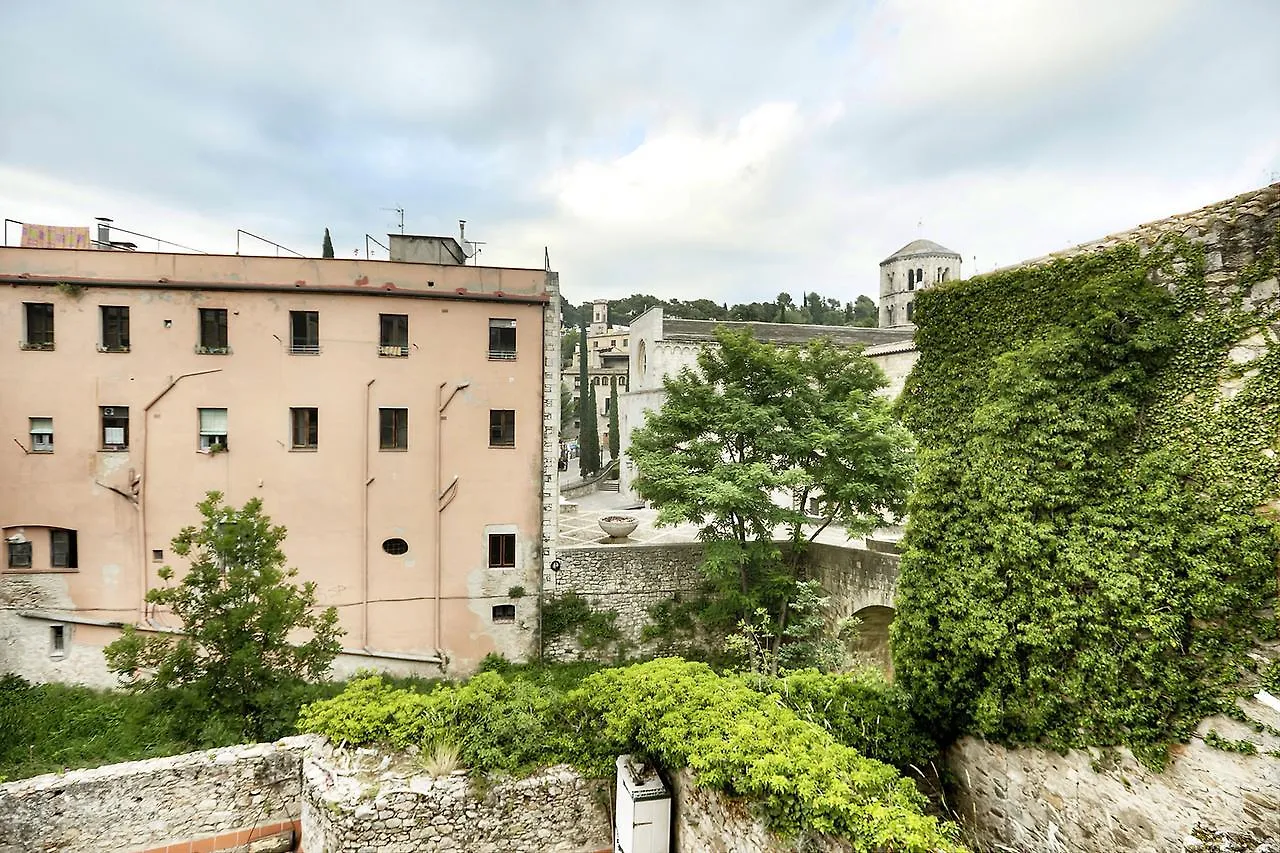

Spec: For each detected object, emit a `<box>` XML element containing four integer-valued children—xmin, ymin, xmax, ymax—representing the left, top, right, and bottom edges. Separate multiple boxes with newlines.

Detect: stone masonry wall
<box><xmin>301</xmin><ymin>744</ymin><xmax>611</xmax><ymax>853</ymax></box>
<box><xmin>547</xmin><ymin>543</ymin><xmax>705</xmax><ymax>660</ymax></box>
<box><xmin>670</xmin><ymin>768</ymin><xmax>852</xmax><ymax>853</ymax></box>
<box><xmin>0</xmin><ymin>737</ymin><xmax>311</xmax><ymax>853</ymax></box>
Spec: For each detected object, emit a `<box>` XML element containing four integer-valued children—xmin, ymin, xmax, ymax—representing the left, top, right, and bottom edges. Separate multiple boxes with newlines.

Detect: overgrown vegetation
<box><xmin>104</xmin><ymin>492</ymin><xmax>343</xmax><ymax>742</ymax></box>
<box><xmin>540</xmin><ymin>591</ymin><xmax>627</xmax><ymax>658</ymax></box>
<box><xmin>561</xmin><ymin>292</ymin><xmax>879</xmax><ymax>328</ymax></box>
<box><xmin>297</xmin><ymin>658</ymin><xmax>963</xmax><ymax>851</ymax></box>
<box><xmin>628</xmin><ymin>329</ymin><xmax>914</xmax><ymax>671</ymax></box>
<box><xmin>893</xmin><ymin>230</ymin><xmax>1280</xmax><ymax>767</ymax></box>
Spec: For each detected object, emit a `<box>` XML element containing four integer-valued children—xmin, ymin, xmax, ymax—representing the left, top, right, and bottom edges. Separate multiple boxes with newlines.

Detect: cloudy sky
<box><xmin>2</xmin><ymin>0</ymin><xmax>1278</xmax><ymax>305</ymax></box>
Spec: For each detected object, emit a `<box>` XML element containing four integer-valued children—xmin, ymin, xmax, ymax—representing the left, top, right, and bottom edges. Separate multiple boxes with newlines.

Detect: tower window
<box><xmin>907</xmin><ymin>302</ymin><xmax>915</xmax><ymax>322</ymax></box>
<box><xmin>907</xmin><ymin>269</ymin><xmax>915</xmax><ymax>290</ymax></box>
<box><xmin>916</xmin><ymin>267</ymin><xmax>923</xmax><ymax>285</ymax></box>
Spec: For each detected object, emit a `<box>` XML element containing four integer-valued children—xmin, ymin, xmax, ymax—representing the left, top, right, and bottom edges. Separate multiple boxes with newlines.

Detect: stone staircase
<box><xmin>599</xmin><ymin>480</ymin><xmax>619</xmax><ymax>492</ymax></box>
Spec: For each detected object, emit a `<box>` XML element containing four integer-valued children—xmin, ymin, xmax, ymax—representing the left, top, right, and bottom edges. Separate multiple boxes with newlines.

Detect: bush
<box><xmin>297</xmin><ymin>659</ymin><xmax>964</xmax><ymax>851</ymax></box>
<box><xmin>753</xmin><ymin>668</ymin><xmax>940</xmax><ymax>773</ymax></box>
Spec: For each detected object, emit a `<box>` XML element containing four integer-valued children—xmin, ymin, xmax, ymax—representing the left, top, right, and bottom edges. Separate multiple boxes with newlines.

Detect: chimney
<box><xmin>95</xmin><ymin>217</ymin><xmax>112</xmax><ymax>250</ymax></box>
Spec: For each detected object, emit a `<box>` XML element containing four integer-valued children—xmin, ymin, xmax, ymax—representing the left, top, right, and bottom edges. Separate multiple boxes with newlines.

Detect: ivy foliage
<box><xmin>298</xmin><ymin>659</ymin><xmax>965</xmax><ymax>851</ymax></box>
<box><xmin>892</xmin><ymin>231</ymin><xmax>1280</xmax><ymax>766</ymax></box>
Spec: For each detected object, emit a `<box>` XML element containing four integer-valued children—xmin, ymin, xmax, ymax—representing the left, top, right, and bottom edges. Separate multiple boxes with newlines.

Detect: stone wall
<box><xmin>670</xmin><ymin>768</ymin><xmax>852</xmax><ymax>853</ymax></box>
<box><xmin>546</xmin><ymin>543</ymin><xmax>706</xmax><ymax>660</ymax></box>
<box><xmin>0</xmin><ymin>737</ymin><xmax>311</xmax><ymax>853</ymax></box>
<box><xmin>300</xmin><ymin>744</ymin><xmax>611</xmax><ymax>853</ymax></box>
<box><xmin>949</xmin><ymin>718</ymin><xmax>1280</xmax><ymax>853</ymax></box>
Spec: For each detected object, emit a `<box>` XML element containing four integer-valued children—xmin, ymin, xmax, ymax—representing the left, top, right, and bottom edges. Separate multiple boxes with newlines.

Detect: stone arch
<box><xmin>850</xmin><ymin>604</ymin><xmax>895</xmax><ymax>679</ymax></box>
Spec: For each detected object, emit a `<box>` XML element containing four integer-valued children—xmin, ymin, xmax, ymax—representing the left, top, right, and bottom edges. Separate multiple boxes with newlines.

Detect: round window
<box><xmin>382</xmin><ymin>538</ymin><xmax>409</xmax><ymax>555</ymax></box>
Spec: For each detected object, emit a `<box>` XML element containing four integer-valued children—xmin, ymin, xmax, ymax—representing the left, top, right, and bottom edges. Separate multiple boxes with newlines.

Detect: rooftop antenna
<box><xmin>382</xmin><ymin>206</ymin><xmax>405</xmax><ymax>235</ymax></box>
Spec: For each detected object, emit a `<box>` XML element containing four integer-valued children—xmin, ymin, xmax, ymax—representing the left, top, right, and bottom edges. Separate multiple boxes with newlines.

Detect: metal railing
<box><xmin>236</xmin><ymin>229</ymin><xmax>303</xmax><ymax>257</ymax></box>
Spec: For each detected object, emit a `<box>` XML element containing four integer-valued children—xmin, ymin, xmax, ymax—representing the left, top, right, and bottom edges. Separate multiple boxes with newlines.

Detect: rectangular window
<box><xmin>488</xmin><ymin>533</ymin><xmax>516</xmax><ymax>568</ymax></box>
<box><xmin>50</xmin><ymin>529</ymin><xmax>77</xmax><ymax>569</ymax></box>
<box><xmin>291</xmin><ymin>407</ymin><xmax>318</xmax><ymax>449</ymax></box>
<box><xmin>197</xmin><ymin>308</ymin><xmax>229</xmax><ymax>352</ymax></box>
<box><xmin>290</xmin><ymin>310</ymin><xmax>320</xmax><ymax>354</ymax></box>
<box><xmin>30</xmin><ymin>417</ymin><xmax>53</xmax><ymax>453</ymax></box>
<box><xmin>50</xmin><ymin>625</ymin><xmax>66</xmax><ymax>657</ymax></box>
<box><xmin>7</xmin><ymin>540</ymin><xmax>32</xmax><ymax>569</ymax></box>
<box><xmin>152</xmin><ymin>549</ymin><xmax>164</xmax><ymax>562</ymax></box>
<box><xmin>379</xmin><ymin>407</ymin><xmax>408</xmax><ymax>450</ymax></box>
<box><xmin>23</xmin><ymin>302</ymin><xmax>54</xmax><ymax>350</ymax></box>
<box><xmin>379</xmin><ymin>314</ymin><xmax>409</xmax><ymax>357</ymax></box>
<box><xmin>488</xmin><ymin>318</ymin><xmax>516</xmax><ymax>360</ymax></box>
<box><xmin>101</xmin><ymin>406</ymin><xmax>129</xmax><ymax>450</ymax></box>
<box><xmin>198</xmin><ymin>407</ymin><xmax>228</xmax><ymax>452</ymax></box>
<box><xmin>491</xmin><ymin>604</ymin><xmax>516</xmax><ymax>624</ymax></box>
<box><xmin>100</xmin><ymin>305</ymin><xmax>130</xmax><ymax>352</ymax></box>
<box><xmin>489</xmin><ymin>410</ymin><xmax>515</xmax><ymax>447</ymax></box>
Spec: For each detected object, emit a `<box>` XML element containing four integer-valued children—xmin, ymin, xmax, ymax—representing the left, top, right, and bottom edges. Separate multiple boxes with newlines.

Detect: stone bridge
<box><xmin>548</xmin><ymin>538</ymin><xmax>902</xmax><ymax>674</ymax></box>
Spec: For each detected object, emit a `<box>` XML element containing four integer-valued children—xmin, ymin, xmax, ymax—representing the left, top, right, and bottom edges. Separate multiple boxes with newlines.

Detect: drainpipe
<box><xmin>435</xmin><ymin>381</ymin><xmax>469</xmax><ymax>655</ymax></box>
<box><xmin>139</xmin><ymin>369</ymin><xmax>222</xmax><ymax>622</ymax></box>
<box><xmin>362</xmin><ymin>379</ymin><xmax>375</xmax><ymax>650</ymax></box>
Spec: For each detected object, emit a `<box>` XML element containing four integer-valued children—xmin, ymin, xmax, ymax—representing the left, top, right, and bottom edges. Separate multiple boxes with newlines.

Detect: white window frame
<box><xmin>199</xmin><ymin>407</ymin><xmax>228</xmax><ymax>452</ymax></box>
<box><xmin>30</xmin><ymin>417</ymin><xmax>53</xmax><ymax>453</ymax></box>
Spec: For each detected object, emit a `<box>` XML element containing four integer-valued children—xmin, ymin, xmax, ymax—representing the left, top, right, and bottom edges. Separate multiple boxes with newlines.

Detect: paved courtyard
<box><xmin>556</xmin><ymin>473</ymin><xmax>874</xmax><ymax>549</ymax></box>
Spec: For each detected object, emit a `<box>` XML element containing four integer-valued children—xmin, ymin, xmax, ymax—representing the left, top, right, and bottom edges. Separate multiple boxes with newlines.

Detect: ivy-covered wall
<box><xmin>893</xmin><ymin>184</ymin><xmax>1280</xmax><ymax>765</ymax></box>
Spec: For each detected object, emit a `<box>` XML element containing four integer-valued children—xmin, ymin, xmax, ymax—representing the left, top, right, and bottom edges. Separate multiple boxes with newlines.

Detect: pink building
<box><xmin>0</xmin><ymin>232</ymin><xmax>561</xmax><ymax>684</ymax></box>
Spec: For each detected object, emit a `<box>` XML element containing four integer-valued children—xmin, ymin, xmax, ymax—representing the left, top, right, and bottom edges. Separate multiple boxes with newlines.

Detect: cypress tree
<box><xmin>583</xmin><ymin>385</ymin><xmax>600</xmax><ymax>475</ymax></box>
<box><xmin>322</xmin><ymin>228</ymin><xmax>335</xmax><ymax>259</ymax></box>
<box><xmin>608</xmin><ymin>377</ymin><xmax>620</xmax><ymax>463</ymax></box>
<box><xmin>577</xmin><ymin>319</ymin><xmax>594</xmax><ymax>475</ymax></box>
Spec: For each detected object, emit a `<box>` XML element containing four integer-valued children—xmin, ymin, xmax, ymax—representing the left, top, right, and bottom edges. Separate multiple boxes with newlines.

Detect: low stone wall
<box><xmin>301</xmin><ymin>745</ymin><xmax>611</xmax><ymax>853</ymax></box>
<box><xmin>547</xmin><ymin>543</ymin><xmax>705</xmax><ymax>659</ymax></box>
<box><xmin>671</xmin><ymin>768</ymin><xmax>851</xmax><ymax>853</ymax></box>
<box><xmin>949</xmin><ymin>717</ymin><xmax>1280</xmax><ymax>853</ymax></box>
<box><xmin>0</xmin><ymin>737</ymin><xmax>312</xmax><ymax>853</ymax></box>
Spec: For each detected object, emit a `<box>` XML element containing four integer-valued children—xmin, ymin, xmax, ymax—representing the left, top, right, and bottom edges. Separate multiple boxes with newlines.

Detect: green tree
<box><xmin>104</xmin><ymin>492</ymin><xmax>343</xmax><ymax>737</ymax></box>
<box><xmin>776</xmin><ymin>292</ymin><xmax>794</xmax><ymax>322</ymax></box>
<box><xmin>608</xmin><ymin>377</ymin><xmax>620</xmax><ymax>462</ymax></box>
<box><xmin>629</xmin><ymin>329</ymin><xmax>914</xmax><ymax>669</ymax></box>
<box><xmin>576</xmin><ymin>319</ymin><xmax>596</xmax><ymax>475</ymax></box>
<box><xmin>582</xmin><ymin>384</ymin><xmax>601</xmax><ymax>475</ymax></box>
<box><xmin>851</xmin><ymin>294</ymin><xmax>878</xmax><ymax>327</ymax></box>
<box><xmin>322</xmin><ymin>227</ymin><xmax>334</xmax><ymax>259</ymax></box>
<box><xmin>560</xmin><ymin>381</ymin><xmax>576</xmax><ymax>439</ymax></box>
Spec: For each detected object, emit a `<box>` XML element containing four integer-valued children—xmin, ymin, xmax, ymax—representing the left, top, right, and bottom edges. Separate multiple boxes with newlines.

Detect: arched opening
<box><xmin>850</xmin><ymin>605</ymin><xmax>895</xmax><ymax>679</ymax></box>
<box><xmin>907</xmin><ymin>268</ymin><xmax>915</xmax><ymax>290</ymax></box>
<box><xmin>637</xmin><ymin>339</ymin><xmax>647</xmax><ymax>379</ymax></box>
<box><xmin>916</xmin><ymin>267</ymin><xmax>923</xmax><ymax>284</ymax></box>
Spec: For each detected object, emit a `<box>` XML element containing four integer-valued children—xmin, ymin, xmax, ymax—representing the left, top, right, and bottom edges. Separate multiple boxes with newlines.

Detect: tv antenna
<box><xmin>382</xmin><ymin>206</ymin><xmax>405</xmax><ymax>235</ymax></box>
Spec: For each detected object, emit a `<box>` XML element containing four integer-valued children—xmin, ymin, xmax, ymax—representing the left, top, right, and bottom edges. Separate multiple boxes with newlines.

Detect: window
<box><xmin>488</xmin><ymin>318</ymin><xmax>516</xmax><ymax>360</ymax></box>
<box><xmin>591</xmin><ymin>340</ymin><xmax>597</xmax><ymax>348</ymax></box>
<box><xmin>152</xmin><ymin>549</ymin><xmax>164</xmax><ymax>562</ymax></box>
<box><xmin>942</xmin><ymin>267</ymin><xmax>950</xmax><ymax>282</ymax></box>
<box><xmin>50</xmin><ymin>529</ymin><xmax>77</xmax><ymax>569</ymax></box>
<box><xmin>610</xmin><ymin>339</ymin><xmax>616</xmax><ymax>347</ymax></box>
<box><xmin>379</xmin><ymin>314</ymin><xmax>409</xmax><ymax>357</ymax></box>
<box><xmin>382</xmin><ymin>538</ymin><xmax>409</xmax><ymax>555</ymax></box>
<box><xmin>290</xmin><ymin>407</ymin><xmax>318</xmax><ymax>449</ymax></box>
<box><xmin>198</xmin><ymin>407</ymin><xmax>228</xmax><ymax>452</ymax></box>
<box><xmin>489</xmin><ymin>410</ymin><xmax>515</xmax><ymax>447</ymax></box>
<box><xmin>198</xmin><ymin>308</ymin><xmax>229</xmax><ymax>352</ymax></box>
<box><xmin>916</xmin><ymin>267</ymin><xmax>923</xmax><ymax>285</ymax></box>
<box><xmin>101</xmin><ymin>406</ymin><xmax>129</xmax><ymax>450</ymax></box>
<box><xmin>906</xmin><ymin>301</ymin><xmax>915</xmax><ymax>322</ymax></box>
<box><xmin>100</xmin><ymin>305</ymin><xmax>130</xmax><ymax>352</ymax></box>
<box><xmin>290</xmin><ymin>310</ymin><xmax>320</xmax><ymax>354</ymax></box>
<box><xmin>907</xmin><ymin>269</ymin><xmax>915</xmax><ymax>291</ymax></box>
<box><xmin>492</xmin><ymin>604</ymin><xmax>516</xmax><ymax>624</ymax></box>
<box><xmin>50</xmin><ymin>625</ymin><xmax>66</xmax><ymax>657</ymax></box>
<box><xmin>22</xmin><ymin>302</ymin><xmax>54</xmax><ymax>350</ymax></box>
<box><xmin>7</xmin><ymin>540</ymin><xmax>32</xmax><ymax>569</ymax></box>
<box><xmin>29</xmin><ymin>417</ymin><xmax>53</xmax><ymax>453</ymax></box>
<box><xmin>488</xmin><ymin>533</ymin><xmax>516</xmax><ymax>568</ymax></box>
<box><xmin>379</xmin><ymin>408</ymin><xmax>408</xmax><ymax>450</ymax></box>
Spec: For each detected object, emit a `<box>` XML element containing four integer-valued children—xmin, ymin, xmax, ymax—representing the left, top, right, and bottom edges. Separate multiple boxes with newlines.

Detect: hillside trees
<box><xmin>629</xmin><ymin>328</ymin><xmax>914</xmax><ymax>669</ymax></box>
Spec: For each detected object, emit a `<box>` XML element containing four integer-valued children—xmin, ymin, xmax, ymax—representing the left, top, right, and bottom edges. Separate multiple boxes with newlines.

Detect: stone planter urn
<box><xmin>599</xmin><ymin>515</ymin><xmax>639</xmax><ymax>540</ymax></box>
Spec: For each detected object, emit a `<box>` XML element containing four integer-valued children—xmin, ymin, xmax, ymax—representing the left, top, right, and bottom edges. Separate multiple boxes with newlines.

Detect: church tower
<box><xmin>878</xmin><ymin>240</ymin><xmax>962</xmax><ymax>329</ymax></box>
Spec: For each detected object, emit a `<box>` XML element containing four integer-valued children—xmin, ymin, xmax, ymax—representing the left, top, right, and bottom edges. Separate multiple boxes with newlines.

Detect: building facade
<box><xmin>562</xmin><ymin>299</ymin><xmax>629</xmax><ymax>458</ymax></box>
<box><xmin>878</xmin><ymin>239</ymin><xmax>962</xmax><ymax>329</ymax></box>
<box><xmin>0</xmin><ymin>235</ymin><xmax>560</xmax><ymax>685</ymax></box>
<box><xmin>618</xmin><ymin>309</ymin><xmax>913</xmax><ymax>502</ymax></box>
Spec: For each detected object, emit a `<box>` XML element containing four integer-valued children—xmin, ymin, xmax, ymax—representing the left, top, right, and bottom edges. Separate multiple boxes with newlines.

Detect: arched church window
<box><xmin>916</xmin><ymin>267</ymin><xmax>923</xmax><ymax>284</ymax></box>
<box><xmin>907</xmin><ymin>301</ymin><xmax>915</xmax><ymax>321</ymax></box>
<box><xmin>907</xmin><ymin>269</ymin><xmax>915</xmax><ymax>290</ymax></box>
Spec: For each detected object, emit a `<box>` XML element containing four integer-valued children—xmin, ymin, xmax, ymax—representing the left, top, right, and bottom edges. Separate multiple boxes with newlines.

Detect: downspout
<box><xmin>138</xmin><ymin>369</ymin><xmax>222</xmax><ymax>622</ymax></box>
<box><xmin>362</xmin><ymin>379</ymin><xmax>375</xmax><ymax>650</ymax></box>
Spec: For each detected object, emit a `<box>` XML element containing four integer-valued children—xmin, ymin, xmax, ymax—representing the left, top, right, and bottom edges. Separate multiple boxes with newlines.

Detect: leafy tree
<box><xmin>322</xmin><ymin>227</ymin><xmax>334</xmax><ymax>259</ymax></box>
<box><xmin>776</xmin><ymin>292</ymin><xmax>794</xmax><ymax>322</ymax></box>
<box><xmin>104</xmin><ymin>492</ymin><xmax>343</xmax><ymax>738</ymax></box>
<box><xmin>608</xmin><ymin>377</ymin><xmax>620</xmax><ymax>462</ymax></box>
<box><xmin>629</xmin><ymin>328</ymin><xmax>914</xmax><ymax>669</ymax></box>
<box><xmin>851</xmin><ymin>294</ymin><xmax>878</xmax><ymax>327</ymax></box>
